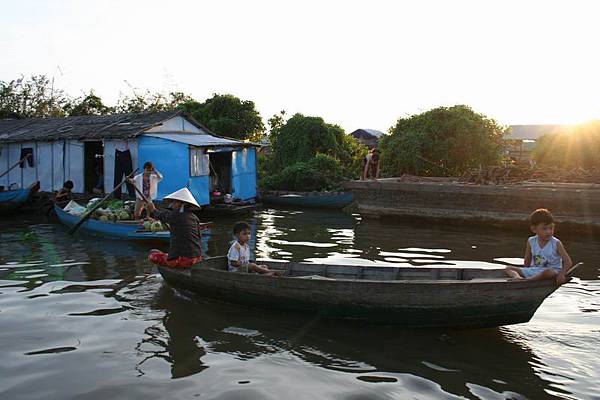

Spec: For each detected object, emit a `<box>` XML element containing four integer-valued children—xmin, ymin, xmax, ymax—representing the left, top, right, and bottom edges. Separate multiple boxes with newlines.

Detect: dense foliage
<box><xmin>69</xmin><ymin>91</ymin><xmax>114</xmax><ymax>116</ymax></box>
<box><xmin>533</xmin><ymin>121</ymin><xmax>600</xmax><ymax>169</ymax></box>
<box><xmin>380</xmin><ymin>105</ymin><xmax>506</xmax><ymax>177</ymax></box>
<box><xmin>178</xmin><ymin>94</ymin><xmax>264</xmax><ymax>141</ymax></box>
<box><xmin>0</xmin><ymin>75</ymin><xmax>70</xmax><ymax>118</ymax></box>
<box><xmin>260</xmin><ymin>113</ymin><xmax>366</xmax><ymax>191</ymax></box>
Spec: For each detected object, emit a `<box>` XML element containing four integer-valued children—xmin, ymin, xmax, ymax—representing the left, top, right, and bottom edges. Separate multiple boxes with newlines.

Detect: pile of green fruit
<box><xmin>87</xmin><ymin>199</ymin><xmax>136</xmax><ymax>222</ymax></box>
<box><xmin>142</xmin><ymin>220</ymin><xmax>166</xmax><ymax>232</ymax></box>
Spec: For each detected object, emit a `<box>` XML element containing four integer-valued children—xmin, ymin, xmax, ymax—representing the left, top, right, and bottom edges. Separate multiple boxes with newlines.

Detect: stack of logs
<box><xmin>459</xmin><ymin>165</ymin><xmax>600</xmax><ymax>185</ymax></box>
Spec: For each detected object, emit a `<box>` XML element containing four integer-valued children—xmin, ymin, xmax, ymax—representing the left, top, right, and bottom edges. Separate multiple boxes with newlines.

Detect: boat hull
<box><xmin>0</xmin><ymin>182</ymin><xmax>39</xmax><ymax>211</ymax></box>
<box><xmin>158</xmin><ymin>258</ymin><xmax>558</xmax><ymax>328</ymax></box>
<box><xmin>260</xmin><ymin>191</ymin><xmax>353</xmax><ymax>209</ymax></box>
<box><xmin>55</xmin><ymin>204</ymin><xmax>171</xmax><ymax>241</ymax></box>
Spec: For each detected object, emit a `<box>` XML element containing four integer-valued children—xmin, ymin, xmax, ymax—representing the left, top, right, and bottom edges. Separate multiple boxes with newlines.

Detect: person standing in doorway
<box><xmin>128</xmin><ymin>161</ymin><xmax>163</xmax><ymax>219</ymax></box>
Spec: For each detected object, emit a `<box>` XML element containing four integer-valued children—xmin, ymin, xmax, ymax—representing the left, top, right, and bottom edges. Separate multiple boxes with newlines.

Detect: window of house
<box><xmin>190</xmin><ymin>148</ymin><xmax>209</xmax><ymax>177</ymax></box>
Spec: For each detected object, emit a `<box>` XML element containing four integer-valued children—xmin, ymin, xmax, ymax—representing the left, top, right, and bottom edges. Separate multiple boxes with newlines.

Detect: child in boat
<box><xmin>54</xmin><ymin>180</ymin><xmax>74</xmax><ymax>208</ymax></box>
<box><xmin>228</xmin><ymin>221</ymin><xmax>280</xmax><ymax>276</ymax></box>
<box><xmin>505</xmin><ymin>208</ymin><xmax>572</xmax><ymax>285</ymax></box>
<box><xmin>128</xmin><ymin>161</ymin><xmax>163</xmax><ymax>219</ymax></box>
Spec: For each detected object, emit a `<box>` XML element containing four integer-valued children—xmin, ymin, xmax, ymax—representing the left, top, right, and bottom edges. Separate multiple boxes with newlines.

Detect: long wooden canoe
<box><xmin>55</xmin><ymin>203</ymin><xmax>172</xmax><ymax>241</ymax></box>
<box><xmin>260</xmin><ymin>191</ymin><xmax>353</xmax><ymax>209</ymax></box>
<box><xmin>0</xmin><ymin>181</ymin><xmax>39</xmax><ymax>211</ymax></box>
<box><xmin>158</xmin><ymin>257</ymin><xmax>580</xmax><ymax>328</ymax></box>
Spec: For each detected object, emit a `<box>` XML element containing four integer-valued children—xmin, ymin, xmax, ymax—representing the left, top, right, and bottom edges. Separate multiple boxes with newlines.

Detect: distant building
<box><xmin>350</xmin><ymin>129</ymin><xmax>386</xmax><ymax>148</ymax></box>
<box><xmin>504</xmin><ymin>124</ymin><xmax>571</xmax><ymax>162</ymax></box>
<box><xmin>0</xmin><ymin>111</ymin><xmax>259</xmax><ymax>205</ymax></box>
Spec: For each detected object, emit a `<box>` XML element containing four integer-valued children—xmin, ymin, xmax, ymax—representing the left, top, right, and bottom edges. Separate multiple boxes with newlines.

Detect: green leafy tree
<box><xmin>0</xmin><ymin>75</ymin><xmax>70</xmax><ymax>118</ymax></box>
<box><xmin>116</xmin><ymin>90</ymin><xmax>193</xmax><ymax>113</ymax></box>
<box><xmin>380</xmin><ymin>105</ymin><xmax>506</xmax><ymax>176</ymax></box>
<box><xmin>261</xmin><ymin>113</ymin><xmax>367</xmax><ymax>191</ymax></box>
<box><xmin>179</xmin><ymin>94</ymin><xmax>264</xmax><ymax>140</ymax></box>
<box><xmin>533</xmin><ymin>121</ymin><xmax>600</xmax><ymax>169</ymax></box>
<box><xmin>68</xmin><ymin>91</ymin><xmax>113</xmax><ymax>116</ymax></box>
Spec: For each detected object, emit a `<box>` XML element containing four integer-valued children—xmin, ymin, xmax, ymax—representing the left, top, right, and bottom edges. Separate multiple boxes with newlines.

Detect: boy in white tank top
<box><xmin>227</xmin><ymin>221</ymin><xmax>281</xmax><ymax>276</ymax></box>
<box><xmin>505</xmin><ymin>209</ymin><xmax>572</xmax><ymax>284</ymax></box>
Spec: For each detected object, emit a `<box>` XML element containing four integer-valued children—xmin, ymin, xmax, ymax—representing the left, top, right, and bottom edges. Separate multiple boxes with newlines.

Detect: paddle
<box><xmin>0</xmin><ymin>154</ymin><xmax>32</xmax><ymax>179</ymax></box>
<box><xmin>131</xmin><ymin>183</ymin><xmax>213</xmax><ymax>231</ymax></box>
<box><xmin>565</xmin><ymin>262</ymin><xmax>584</xmax><ymax>278</ymax></box>
<box><xmin>68</xmin><ymin>168</ymin><xmax>138</xmax><ymax>235</ymax></box>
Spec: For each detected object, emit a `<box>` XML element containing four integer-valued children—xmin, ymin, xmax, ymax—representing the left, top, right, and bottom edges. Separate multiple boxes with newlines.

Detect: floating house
<box><xmin>0</xmin><ymin>111</ymin><xmax>259</xmax><ymax>205</ymax></box>
<box><xmin>350</xmin><ymin>129</ymin><xmax>386</xmax><ymax>148</ymax></box>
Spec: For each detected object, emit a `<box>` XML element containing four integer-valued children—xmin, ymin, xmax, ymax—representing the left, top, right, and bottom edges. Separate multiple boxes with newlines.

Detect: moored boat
<box><xmin>0</xmin><ymin>181</ymin><xmax>40</xmax><ymax>211</ymax></box>
<box><xmin>158</xmin><ymin>257</ymin><xmax>581</xmax><ymax>328</ymax></box>
<box><xmin>260</xmin><ymin>190</ymin><xmax>353</xmax><ymax>209</ymax></box>
<box><xmin>55</xmin><ymin>203</ymin><xmax>172</xmax><ymax>241</ymax></box>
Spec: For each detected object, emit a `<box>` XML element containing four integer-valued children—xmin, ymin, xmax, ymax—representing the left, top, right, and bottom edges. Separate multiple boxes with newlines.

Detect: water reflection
<box><xmin>0</xmin><ymin>210</ymin><xmax>598</xmax><ymax>399</ymax></box>
<box><xmin>149</xmin><ymin>284</ymin><xmax>559</xmax><ymax>399</ymax></box>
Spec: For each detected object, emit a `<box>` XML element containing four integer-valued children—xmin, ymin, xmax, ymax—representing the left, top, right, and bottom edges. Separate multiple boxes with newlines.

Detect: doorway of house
<box><xmin>208</xmin><ymin>151</ymin><xmax>232</xmax><ymax>202</ymax></box>
<box><xmin>84</xmin><ymin>141</ymin><xmax>104</xmax><ymax>194</ymax></box>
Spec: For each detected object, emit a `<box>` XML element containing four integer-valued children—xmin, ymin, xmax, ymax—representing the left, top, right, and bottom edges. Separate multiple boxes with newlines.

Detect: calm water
<box><xmin>0</xmin><ymin>208</ymin><xmax>599</xmax><ymax>400</ymax></box>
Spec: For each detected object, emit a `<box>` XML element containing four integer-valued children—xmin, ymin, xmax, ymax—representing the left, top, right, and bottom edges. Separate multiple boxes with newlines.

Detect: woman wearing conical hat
<box><xmin>146</xmin><ymin>188</ymin><xmax>203</xmax><ymax>268</ymax></box>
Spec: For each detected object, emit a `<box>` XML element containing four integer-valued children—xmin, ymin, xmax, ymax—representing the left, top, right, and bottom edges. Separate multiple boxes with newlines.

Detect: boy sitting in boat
<box><xmin>128</xmin><ymin>161</ymin><xmax>163</xmax><ymax>219</ymax></box>
<box><xmin>54</xmin><ymin>180</ymin><xmax>74</xmax><ymax>208</ymax></box>
<box><xmin>505</xmin><ymin>208</ymin><xmax>572</xmax><ymax>285</ymax></box>
<box><xmin>146</xmin><ymin>188</ymin><xmax>203</xmax><ymax>268</ymax></box>
<box><xmin>228</xmin><ymin>221</ymin><xmax>280</xmax><ymax>276</ymax></box>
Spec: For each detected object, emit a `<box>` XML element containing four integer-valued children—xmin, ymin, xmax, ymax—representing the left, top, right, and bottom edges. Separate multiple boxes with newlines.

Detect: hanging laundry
<box><xmin>19</xmin><ymin>148</ymin><xmax>34</xmax><ymax>168</ymax></box>
<box><xmin>113</xmin><ymin>149</ymin><xmax>134</xmax><ymax>199</ymax></box>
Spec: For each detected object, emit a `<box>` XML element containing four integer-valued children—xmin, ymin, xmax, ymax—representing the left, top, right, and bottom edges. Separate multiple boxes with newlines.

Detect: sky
<box><xmin>1</xmin><ymin>0</ymin><xmax>600</xmax><ymax>133</ymax></box>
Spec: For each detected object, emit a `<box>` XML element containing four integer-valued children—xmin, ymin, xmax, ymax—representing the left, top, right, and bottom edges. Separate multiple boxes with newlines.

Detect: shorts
<box><xmin>521</xmin><ymin>266</ymin><xmax>561</xmax><ymax>278</ymax></box>
<box><xmin>228</xmin><ymin>263</ymin><xmax>249</xmax><ymax>273</ymax></box>
<box><xmin>148</xmin><ymin>249</ymin><xmax>202</xmax><ymax>268</ymax></box>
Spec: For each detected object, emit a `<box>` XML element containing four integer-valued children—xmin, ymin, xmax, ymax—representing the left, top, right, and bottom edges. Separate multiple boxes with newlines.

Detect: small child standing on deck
<box><xmin>228</xmin><ymin>221</ymin><xmax>280</xmax><ymax>276</ymax></box>
<box><xmin>505</xmin><ymin>208</ymin><xmax>572</xmax><ymax>285</ymax></box>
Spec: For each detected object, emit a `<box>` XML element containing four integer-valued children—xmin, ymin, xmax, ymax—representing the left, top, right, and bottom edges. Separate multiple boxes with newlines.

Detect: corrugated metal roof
<box><xmin>506</xmin><ymin>125</ymin><xmax>571</xmax><ymax>140</ymax></box>
<box><xmin>0</xmin><ymin>111</ymin><xmax>207</xmax><ymax>142</ymax></box>
<box><xmin>350</xmin><ymin>129</ymin><xmax>386</xmax><ymax>139</ymax></box>
<box><xmin>143</xmin><ymin>133</ymin><xmax>255</xmax><ymax>147</ymax></box>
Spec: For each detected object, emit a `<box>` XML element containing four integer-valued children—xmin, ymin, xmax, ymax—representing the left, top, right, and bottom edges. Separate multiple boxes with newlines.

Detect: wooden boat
<box><xmin>260</xmin><ymin>190</ymin><xmax>353</xmax><ymax>209</ymax></box>
<box><xmin>0</xmin><ymin>181</ymin><xmax>40</xmax><ymax>211</ymax></box>
<box><xmin>158</xmin><ymin>257</ymin><xmax>582</xmax><ymax>328</ymax></box>
<box><xmin>55</xmin><ymin>203</ymin><xmax>172</xmax><ymax>241</ymax></box>
<box><xmin>200</xmin><ymin>202</ymin><xmax>256</xmax><ymax>216</ymax></box>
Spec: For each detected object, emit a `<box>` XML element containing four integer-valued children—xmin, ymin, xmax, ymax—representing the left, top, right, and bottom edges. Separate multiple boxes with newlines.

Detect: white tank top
<box><xmin>528</xmin><ymin>235</ymin><xmax>562</xmax><ymax>269</ymax></box>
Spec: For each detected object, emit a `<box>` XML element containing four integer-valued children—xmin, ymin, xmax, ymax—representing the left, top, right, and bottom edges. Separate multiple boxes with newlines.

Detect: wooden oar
<box><xmin>131</xmin><ymin>183</ymin><xmax>213</xmax><ymax>230</ymax></box>
<box><xmin>565</xmin><ymin>262</ymin><xmax>584</xmax><ymax>277</ymax></box>
<box><xmin>68</xmin><ymin>169</ymin><xmax>138</xmax><ymax>235</ymax></box>
<box><xmin>0</xmin><ymin>154</ymin><xmax>32</xmax><ymax>179</ymax></box>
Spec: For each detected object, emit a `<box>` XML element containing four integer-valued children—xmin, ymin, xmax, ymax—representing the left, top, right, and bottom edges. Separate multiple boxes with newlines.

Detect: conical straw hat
<box><xmin>164</xmin><ymin>188</ymin><xmax>200</xmax><ymax>208</ymax></box>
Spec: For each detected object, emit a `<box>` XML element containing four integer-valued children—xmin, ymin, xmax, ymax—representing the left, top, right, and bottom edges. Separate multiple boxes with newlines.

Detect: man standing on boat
<box><xmin>128</xmin><ymin>161</ymin><xmax>163</xmax><ymax>219</ymax></box>
<box><xmin>145</xmin><ymin>188</ymin><xmax>203</xmax><ymax>268</ymax></box>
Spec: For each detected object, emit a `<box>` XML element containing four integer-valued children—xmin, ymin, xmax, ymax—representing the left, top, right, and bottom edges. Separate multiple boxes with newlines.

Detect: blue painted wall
<box><xmin>137</xmin><ymin>136</ymin><xmax>190</xmax><ymax>201</ymax></box>
<box><xmin>231</xmin><ymin>148</ymin><xmax>257</xmax><ymax>201</ymax></box>
<box><xmin>188</xmin><ymin>175</ymin><xmax>210</xmax><ymax>205</ymax></box>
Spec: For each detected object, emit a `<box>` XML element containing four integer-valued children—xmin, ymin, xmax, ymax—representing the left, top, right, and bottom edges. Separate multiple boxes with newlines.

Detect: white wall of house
<box><xmin>145</xmin><ymin>116</ymin><xmax>204</xmax><ymax>134</ymax></box>
<box><xmin>103</xmin><ymin>139</ymin><xmax>138</xmax><ymax>193</ymax></box>
<box><xmin>0</xmin><ymin>140</ymin><xmax>84</xmax><ymax>192</ymax></box>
